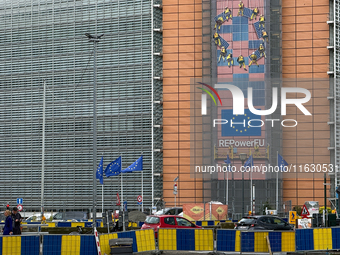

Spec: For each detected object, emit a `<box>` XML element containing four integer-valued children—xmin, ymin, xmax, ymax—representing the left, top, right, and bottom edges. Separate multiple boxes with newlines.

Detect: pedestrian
<box><xmin>12</xmin><ymin>207</ymin><xmax>22</xmax><ymax>235</ymax></box>
<box><xmin>3</xmin><ymin>210</ymin><xmax>12</xmax><ymax>235</ymax></box>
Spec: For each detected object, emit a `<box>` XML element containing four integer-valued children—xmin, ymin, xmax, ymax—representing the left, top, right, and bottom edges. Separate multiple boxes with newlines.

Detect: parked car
<box><xmin>52</xmin><ymin>211</ymin><xmax>88</xmax><ymax>222</ymax></box>
<box><xmin>141</xmin><ymin>215</ymin><xmax>201</xmax><ymax>238</ymax></box>
<box><xmin>25</xmin><ymin>212</ymin><xmax>56</xmax><ymax>222</ymax></box>
<box><xmin>234</xmin><ymin>215</ymin><xmax>293</xmax><ymax>231</ymax></box>
<box><xmin>154</xmin><ymin>207</ymin><xmax>183</xmax><ymax>216</ymax></box>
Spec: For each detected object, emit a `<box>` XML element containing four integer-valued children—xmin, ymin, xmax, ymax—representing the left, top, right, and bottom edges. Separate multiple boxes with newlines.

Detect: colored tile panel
<box><xmin>43</xmin><ymin>235</ymin><xmax>62</xmax><ymax>255</ymax></box>
<box><xmin>99</xmin><ymin>233</ymin><xmax>118</xmax><ymax>255</ymax></box>
<box><xmin>135</xmin><ymin>229</ymin><xmax>156</xmax><ymax>252</ymax></box>
<box><xmin>313</xmin><ymin>228</ymin><xmax>332</xmax><ymax>251</ymax></box>
<box><xmin>61</xmin><ymin>235</ymin><xmax>80</xmax><ymax>255</ymax></box>
<box><xmin>176</xmin><ymin>229</ymin><xmax>195</xmax><ymax>251</ymax></box>
<box><xmin>254</xmin><ymin>232</ymin><xmax>269</xmax><ymax>252</ymax></box>
<box><xmin>241</xmin><ymin>231</ymin><xmax>254</xmax><ymax>252</ymax></box>
<box><xmin>118</xmin><ymin>231</ymin><xmax>137</xmax><ymax>252</ymax></box>
<box><xmin>80</xmin><ymin>236</ymin><xmax>97</xmax><ymax>255</ymax></box>
<box><xmin>282</xmin><ymin>232</ymin><xmax>296</xmax><ymax>252</ymax></box>
<box><xmin>3</xmin><ymin>236</ymin><xmax>21</xmax><ymax>255</ymax></box>
<box><xmin>21</xmin><ymin>236</ymin><xmax>39</xmax><ymax>255</ymax></box>
<box><xmin>216</xmin><ymin>230</ymin><xmax>236</xmax><ymax>251</ymax></box>
<box><xmin>158</xmin><ymin>229</ymin><xmax>177</xmax><ymax>251</ymax></box>
<box><xmin>268</xmin><ymin>232</ymin><xmax>281</xmax><ymax>252</ymax></box>
<box><xmin>195</xmin><ymin>229</ymin><xmax>214</xmax><ymax>251</ymax></box>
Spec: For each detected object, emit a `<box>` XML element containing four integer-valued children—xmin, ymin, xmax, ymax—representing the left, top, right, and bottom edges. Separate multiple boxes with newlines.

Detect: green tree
<box><xmin>293</xmin><ymin>206</ymin><xmax>302</xmax><ymax>215</ymax></box>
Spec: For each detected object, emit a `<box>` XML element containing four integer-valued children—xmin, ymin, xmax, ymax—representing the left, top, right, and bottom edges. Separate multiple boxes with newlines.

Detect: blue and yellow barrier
<box><xmin>158</xmin><ymin>228</ymin><xmax>214</xmax><ymax>251</ymax></box>
<box><xmin>42</xmin><ymin>235</ymin><xmax>97</xmax><ymax>255</ymax></box>
<box><xmin>217</xmin><ymin>230</ymin><xmax>296</xmax><ymax>253</ymax></box>
<box><xmin>99</xmin><ymin>229</ymin><xmax>155</xmax><ymax>254</ymax></box>
<box><xmin>0</xmin><ymin>235</ymin><xmax>40</xmax><ymax>255</ymax></box>
<box><xmin>216</xmin><ymin>228</ymin><xmax>340</xmax><ymax>253</ymax></box>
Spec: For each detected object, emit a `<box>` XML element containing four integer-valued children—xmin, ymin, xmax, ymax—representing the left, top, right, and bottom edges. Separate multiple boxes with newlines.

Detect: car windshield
<box><xmin>238</xmin><ymin>218</ymin><xmax>255</xmax><ymax>224</ymax></box>
<box><xmin>145</xmin><ymin>216</ymin><xmax>160</xmax><ymax>224</ymax></box>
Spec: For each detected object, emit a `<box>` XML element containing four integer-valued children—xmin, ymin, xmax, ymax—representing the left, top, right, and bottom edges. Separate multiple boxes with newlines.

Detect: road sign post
<box><xmin>17</xmin><ymin>204</ymin><xmax>23</xmax><ymax>212</ymax></box>
<box><xmin>301</xmin><ymin>204</ymin><xmax>310</xmax><ymax>219</ymax></box>
<box><xmin>137</xmin><ymin>195</ymin><xmax>142</xmax><ymax>205</ymax></box>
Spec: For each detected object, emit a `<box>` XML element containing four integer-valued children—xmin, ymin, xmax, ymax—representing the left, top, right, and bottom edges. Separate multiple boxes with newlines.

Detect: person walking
<box><xmin>3</xmin><ymin>210</ymin><xmax>12</xmax><ymax>235</ymax></box>
<box><xmin>12</xmin><ymin>207</ymin><xmax>22</xmax><ymax>235</ymax></box>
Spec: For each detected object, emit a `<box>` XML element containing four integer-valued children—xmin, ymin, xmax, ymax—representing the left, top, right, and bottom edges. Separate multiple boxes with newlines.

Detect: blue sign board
<box><xmin>17</xmin><ymin>198</ymin><xmax>23</xmax><ymax>204</ymax></box>
<box><xmin>123</xmin><ymin>201</ymin><xmax>127</xmax><ymax>212</ymax></box>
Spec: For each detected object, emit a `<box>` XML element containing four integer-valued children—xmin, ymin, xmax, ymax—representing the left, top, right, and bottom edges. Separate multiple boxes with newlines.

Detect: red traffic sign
<box><xmin>17</xmin><ymin>204</ymin><xmax>23</xmax><ymax>212</ymax></box>
<box><xmin>137</xmin><ymin>195</ymin><xmax>142</xmax><ymax>203</ymax></box>
<box><xmin>301</xmin><ymin>204</ymin><xmax>310</xmax><ymax>218</ymax></box>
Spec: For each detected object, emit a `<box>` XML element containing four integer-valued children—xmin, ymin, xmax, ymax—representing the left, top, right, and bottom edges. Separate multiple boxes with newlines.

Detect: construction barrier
<box><xmin>0</xmin><ymin>235</ymin><xmax>40</xmax><ymax>255</ymax></box>
<box><xmin>158</xmin><ymin>228</ymin><xmax>214</xmax><ymax>251</ymax></box>
<box><xmin>99</xmin><ymin>229</ymin><xmax>156</xmax><ymax>254</ymax></box>
<box><xmin>42</xmin><ymin>235</ymin><xmax>97</xmax><ymax>255</ymax></box>
<box><xmin>216</xmin><ymin>228</ymin><xmax>340</xmax><ymax>253</ymax></box>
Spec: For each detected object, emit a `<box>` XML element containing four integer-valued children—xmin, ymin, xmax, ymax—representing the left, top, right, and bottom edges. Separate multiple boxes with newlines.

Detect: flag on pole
<box><xmin>224</xmin><ymin>155</ymin><xmax>232</xmax><ymax>171</ymax></box>
<box><xmin>96</xmin><ymin>156</ymin><xmax>104</xmax><ymax>185</ymax></box>
<box><xmin>104</xmin><ymin>156</ymin><xmax>122</xmax><ymax>177</ymax></box>
<box><xmin>278</xmin><ymin>153</ymin><xmax>288</xmax><ymax>171</ymax></box>
<box><xmin>122</xmin><ymin>155</ymin><xmax>143</xmax><ymax>173</ymax></box>
<box><xmin>244</xmin><ymin>155</ymin><xmax>253</xmax><ymax>168</ymax></box>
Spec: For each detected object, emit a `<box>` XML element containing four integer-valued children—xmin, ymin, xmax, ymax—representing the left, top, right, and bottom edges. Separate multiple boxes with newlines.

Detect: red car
<box><xmin>141</xmin><ymin>215</ymin><xmax>201</xmax><ymax>238</ymax></box>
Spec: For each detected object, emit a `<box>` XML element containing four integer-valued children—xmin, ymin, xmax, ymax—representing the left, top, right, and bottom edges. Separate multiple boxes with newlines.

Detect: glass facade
<box><xmin>0</xmin><ymin>0</ymin><xmax>159</xmax><ymax>211</ymax></box>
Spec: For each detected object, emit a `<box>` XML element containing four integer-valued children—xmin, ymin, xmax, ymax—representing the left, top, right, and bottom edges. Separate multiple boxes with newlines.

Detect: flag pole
<box><xmin>102</xmin><ymin>184</ymin><xmax>104</xmax><ymax>214</ymax></box>
<box><xmin>142</xmin><ymin>169</ymin><xmax>144</xmax><ymax>212</ymax></box>
<box><xmin>276</xmin><ymin>151</ymin><xmax>279</xmax><ymax>212</ymax></box>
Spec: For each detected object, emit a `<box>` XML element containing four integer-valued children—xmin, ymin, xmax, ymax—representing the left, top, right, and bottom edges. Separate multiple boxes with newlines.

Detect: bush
<box><xmin>319</xmin><ymin>206</ymin><xmax>332</xmax><ymax>214</ymax></box>
<box><xmin>293</xmin><ymin>206</ymin><xmax>302</xmax><ymax>215</ymax></box>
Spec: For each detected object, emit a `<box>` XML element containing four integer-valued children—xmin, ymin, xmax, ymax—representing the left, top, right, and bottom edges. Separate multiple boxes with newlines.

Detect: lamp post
<box><xmin>85</xmin><ymin>33</ymin><xmax>104</xmax><ymax>232</ymax></box>
<box><xmin>239</xmin><ymin>153</ymin><xmax>247</xmax><ymax>217</ymax></box>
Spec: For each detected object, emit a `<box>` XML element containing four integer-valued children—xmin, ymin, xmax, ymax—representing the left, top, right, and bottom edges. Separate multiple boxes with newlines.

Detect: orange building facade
<box><xmin>162</xmin><ymin>0</ymin><xmax>333</xmax><ymax>214</ymax></box>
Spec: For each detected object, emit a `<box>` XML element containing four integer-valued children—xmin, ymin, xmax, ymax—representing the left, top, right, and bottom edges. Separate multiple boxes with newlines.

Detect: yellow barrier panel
<box><xmin>215</xmin><ymin>221</ymin><xmax>220</xmax><ymax>225</ymax></box>
<box><xmin>254</xmin><ymin>232</ymin><xmax>269</xmax><ymax>252</ymax></box>
<box><xmin>46</xmin><ymin>222</ymin><xmax>56</xmax><ymax>227</ymax></box>
<box><xmin>281</xmin><ymin>232</ymin><xmax>295</xmax><ymax>252</ymax></box>
<box><xmin>3</xmin><ymin>236</ymin><xmax>21</xmax><ymax>255</ymax></box>
<box><xmin>195</xmin><ymin>229</ymin><xmax>214</xmax><ymax>251</ymax></box>
<box><xmin>71</xmin><ymin>222</ymin><xmax>85</xmax><ymax>228</ymax></box>
<box><xmin>158</xmin><ymin>229</ymin><xmax>177</xmax><ymax>250</ymax></box>
<box><xmin>61</xmin><ymin>235</ymin><xmax>80</xmax><ymax>255</ymax></box>
<box><xmin>128</xmin><ymin>222</ymin><xmax>138</xmax><ymax>228</ymax></box>
<box><xmin>99</xmin><ymin>233</ymin><xmax>118</xmax><ymax>255</ymax></box>
<box><xmin>314</xmin><ymin>228</ymin><xmax>332</xmax><ymax>250</ymax></box>
<box><xmin>201</xmin><ymin>221</ymin><xmax>208</xmax><ymax>226</ymax></box>
<box><xmin>235</xmin><ymin>230</ymin><xmax>241</xmax><ymax>252</ymax></box>
<box><xmin>136</xmin><ymin>229</ymin><xmax>156</xmax><ymax>252</ymax></box>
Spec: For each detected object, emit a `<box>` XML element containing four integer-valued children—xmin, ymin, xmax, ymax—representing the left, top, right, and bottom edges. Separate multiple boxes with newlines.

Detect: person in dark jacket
<box><xmin>12</xmin><ymin>207</ymin><xmax>22</xmax><ymax>235</ymax></box>
<box><xmin>3</xmin><ymin>210</ymin><xmax>12</xmax><ymax>235</ymax></box>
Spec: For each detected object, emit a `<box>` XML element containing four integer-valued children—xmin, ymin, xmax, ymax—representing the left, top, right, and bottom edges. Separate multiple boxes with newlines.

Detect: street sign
<box><xmin>301</xmin><ymin>204</ymin><xmax>310</xmax><ymax>219</ymax></box>
<box><xmin>17</xmin><ymin>198</ymin><xmax>23</xmax><ymax>205</ymax></box>
<box><xmin>123</xmin><ymin>201</ymin><xmax>127</xmax><ymax>212</ymax></box>
<box><xmin>289</xmin><ymin>211</ymin><xmax>297</xmax><ymax>224</ymax></box>
<box><xmin>17</xmin><ymin>204</ymin><xmax>23</xmax><ymax>212</ymax></box>
<box><xmin>137</xmin><ymin>195</ymin><xmax>142</xmax><ymax>203</ymax></box>
<box><xmin>173</xmin><ymin>183</ymin><xmax>178</xmax><ymax>195</ymax></box>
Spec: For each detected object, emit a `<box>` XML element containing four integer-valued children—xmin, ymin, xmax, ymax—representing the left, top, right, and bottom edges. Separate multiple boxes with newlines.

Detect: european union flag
<box><xmin>244</xmin><ymin>155</ymin><xmax>253</xmax><ymax>168</ymax></box>
<box><xmin>104</xmin><ymin>156</ymin><xmax>122</xmax><ymax>177</ymax></box>
<box><xmin>278</xmin><ymin>153</ymin><xmax>288</xmax><ymax>171</ymax></box>
<box><xmin>96</xmin><ymin>156</ymin><xmax>104</xmax><ymax>185</ymax></box>
<box><xmin>122</xmin><ymin>156</ymin><xmax>143</xmax><ymax>173</ymax></box>
<box><xmin>224</xmin><ymin>155</ymin><xmax>232</xmax><ymax>171</ymax></box>
<box><xmin>221</xmin><ymin>109</ymin><xmax>261</xmax><ymax>137</ymax></box>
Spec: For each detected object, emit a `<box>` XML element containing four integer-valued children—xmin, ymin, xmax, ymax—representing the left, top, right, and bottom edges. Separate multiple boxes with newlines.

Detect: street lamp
<box><xmin>85</xmin><ymin>33</ymin><xmax>104</xmax><ymax>232</ymax></box>
<box><xmin>239</xmin><ymin>153</ymin><xmax>247</xmax><ymax>217</ymax></box>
